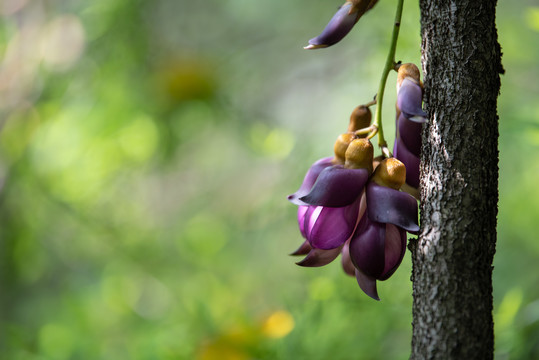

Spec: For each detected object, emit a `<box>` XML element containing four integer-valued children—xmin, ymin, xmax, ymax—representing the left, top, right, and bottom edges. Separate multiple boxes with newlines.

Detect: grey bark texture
<box><xmin>409</xmin><ymin>0</ymin><xmax>503</xmax><ymax>359</ymax></box>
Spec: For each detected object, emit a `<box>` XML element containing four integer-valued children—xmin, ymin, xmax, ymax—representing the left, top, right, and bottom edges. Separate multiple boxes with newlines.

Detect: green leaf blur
<box><xmin>0</xmin><ymin>1</ymin><xmax>537</xmax><ymax>359</ymax></box>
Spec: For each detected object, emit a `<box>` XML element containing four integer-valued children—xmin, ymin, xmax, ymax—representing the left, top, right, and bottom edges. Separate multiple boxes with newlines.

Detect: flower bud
<box><xmin>396</xmin><ymin>63</ymin><xmax>421</xmax><ymax>89</ymax></box>
<box><xmin>348</xmin><ymin>105</ymin><xmax>372</xmax><ymax>133</ymax></box>
<box><xmin>333</xmin><ymin>133</ymin><xmax>355</xmax><ymax>163</ymax></box>
<box><xmin>371</xmin><ymin>158</ymin><xmax>406</xmax><ymax>190</ymax></box>
<box><xmin>344</xmin><ymin>138</ymin><xmax>373</xmax><ymax>173</ymax></box>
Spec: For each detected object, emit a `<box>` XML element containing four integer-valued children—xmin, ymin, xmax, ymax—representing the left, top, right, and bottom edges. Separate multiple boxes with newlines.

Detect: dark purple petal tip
<box><xmin>288</xmin><ymin>157</ymin><xmax>334</xmax><ymax>205</ymax></box>
<box><xmin>296</xmin><ymin>247</ymin><xmax>342</xmax><ymax>267</ymax></box>
<box><xmin>299</xmin><ymin>166</ymin><xmax>369</xmax><ymax>207</ymax></box>
<box><xmin>366</xmin><ymin>182</ymin><xmax>419</xmax><ymax>234</ymax></box>
<box><xmin>290</xmin><ymin>240</ymin><xmax>312</xmax><ymax>256</ymax></box>
<box><xmin>355</xmin><ymin>268</ymin><xmax>380</xmax><ymax>300</ymax></box>
<box><xmin>305</xmin><ymin>3</ymin><xmax>359</xmax><ymax>49</ymax></box>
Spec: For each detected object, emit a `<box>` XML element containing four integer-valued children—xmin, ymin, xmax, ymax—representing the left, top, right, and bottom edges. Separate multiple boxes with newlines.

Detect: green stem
<box><xmin>373</xmin><ymin>0</ymin><xmax>404</xmax><ymax>153</ymax></box>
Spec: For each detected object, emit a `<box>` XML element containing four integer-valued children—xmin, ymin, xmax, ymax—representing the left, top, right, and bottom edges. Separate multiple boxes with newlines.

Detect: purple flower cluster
<box><xmin>288</xmin><ymin>135</ymin><xmax>419</xmax><ymax>300</ymax></box>
<box><xmin>393</xmin><ymin>63</ymin><xmax>427</xmax><ymax>195</ymax></box>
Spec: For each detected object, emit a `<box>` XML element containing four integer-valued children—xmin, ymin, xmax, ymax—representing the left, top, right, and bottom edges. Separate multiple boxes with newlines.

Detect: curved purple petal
<box><xmin>290</xmin><ymin>240</ymin><xmax>312</xmax><ymax>256</ymax></box>
<box><xmin>379</xmin><ymin>224</ymin><xmax>407</xmax><ymax>280</ymax></box>
<box><xmin>299</xmin><ymin>166</ymin><xmax>369</xmax><ymax>207</ymax></box>
<box><xmin>297</xmin><ymin>205</ymin><xmax>309</xmax><ymax>238</ymax></box>
<box><xmin>366</xmin><ymin>182</ymin><xmax>419</xmax><ymax>233</ymax></box>
<box><xmin>341</xmin><ymin>239</ymin><xmax>356</xmax><ymax>276</ymax></box>
<box><xmin>288</xmin><ymin>157</ymin><xmax>334</xmax><ymax>205</ymax></box>
<box><xmin>397</xmin><ymin>78</ymin><xmax>427</xmax><ymax>122</ymax></box>
<box><xmin>394</xmin><ymin>139</ymin><xmax>420</xmax><ymax>189</ymax></box>
<box><xmin>397</xmin><ymin>113</ymin><xmax>422</xmax><ymax>156</ymax></box>
<box><xmin>355</xmin><ymin>268</ymin><xmax>380</xmax><ymax>300</ymax></box>
<box><xmin>296</xmin><ymin>246</ymin><xmax>342</xmax><ymax>267</ymax></box>
<box><xmin>305</xmin><ymin>3</ymin><xmax>359</xmax><ymax>49</ymax></box>
<box><xmin>304</xmin><ymin>195</ymin><xmax>362</xmax><ymax>250</ymax></box>
<box><xmin>349</xmin><ymin>216</ymin><xmax>386</xmax><ymax>278</ymax></box>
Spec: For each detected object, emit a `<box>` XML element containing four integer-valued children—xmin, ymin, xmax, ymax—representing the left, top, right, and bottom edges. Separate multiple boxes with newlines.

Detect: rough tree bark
<box><xmin>410</xmin><ymin>1</ymin><xmax>503</xmax><ymax>359</ymax></box>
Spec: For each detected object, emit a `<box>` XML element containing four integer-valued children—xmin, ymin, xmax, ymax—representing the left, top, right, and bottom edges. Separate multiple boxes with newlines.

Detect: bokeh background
<box><xmin>0</xmin><ymin>0</ymin><xmax>538</xmax><ymax>359</ymax></box>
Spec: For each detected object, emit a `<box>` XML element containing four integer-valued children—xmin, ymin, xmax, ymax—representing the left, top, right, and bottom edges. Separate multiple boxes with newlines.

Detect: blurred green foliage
<box><xmin>0</xmin><ymin>0</ymin><xmax>538</xmax><ymax>359</ymax></box>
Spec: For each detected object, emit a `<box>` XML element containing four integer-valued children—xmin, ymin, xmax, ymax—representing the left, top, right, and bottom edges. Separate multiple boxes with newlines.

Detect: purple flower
<box><xmin>304</xmin><ymin>0</ymin><xmax>379</xmax><ymax>50</ymax></box>
<box><xmin>288</xmin><ymin>138</ymin><xmax>373</xmax><ymax>266</ymax></box>
<box><xmin>393</xmin><ymin>63</ymin><xmax>426</xmax><ymax>193</ymax></box>
<box><xmin>349</xmin><ymin>178</ymin><xmax>419</xmax><ymax>300</ymax></box>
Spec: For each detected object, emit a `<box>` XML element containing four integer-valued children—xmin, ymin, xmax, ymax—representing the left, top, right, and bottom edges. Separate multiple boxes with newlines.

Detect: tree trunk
<box><xmin>410</xmin><ymin>1</ymin><xmax>503</xmax><ymax>359</ymax></box>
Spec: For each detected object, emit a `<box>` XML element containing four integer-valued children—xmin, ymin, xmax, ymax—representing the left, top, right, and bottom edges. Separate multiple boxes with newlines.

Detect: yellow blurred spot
<box><xmin>197</xmin><ymin>341</ymin><xmax>249</xmax><ymax>360</ymax></box>
<box><xmin>156</xmin><ymin>59</ymin><xmax>217</xmax><ymax>102</ymax></box>
<box><xmin>525</xmin><ymin>7</ymin><xmax>539</xmax><ymax>32</ymax></box>
<box><xmin>261</xmin><ymin>310</ymin><xmax>295</xmax><ymax>339</ymax></box>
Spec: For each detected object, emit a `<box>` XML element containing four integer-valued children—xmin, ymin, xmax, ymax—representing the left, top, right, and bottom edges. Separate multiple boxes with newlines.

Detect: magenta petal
<box><xmin>288</xmin><ymin>157</ymin><xmax>333</xmax><ymax>205</ymax></box>
<box><xmin>297</xmin><ymin>205</ymin><xmax>309</xmax><ymax>238</ymax></box>
<box><xmin>397</xmin><ymin>78</ymin><xmax>427</xmax><ymax>122</ymax></box>
<box><xmin>355</xmin><ymin>268</ymin><xmax>380</xmax><ymax>301</ymax></box>
<box><xmin>290</xmin><ymin>240</ymin><xmax>312</xmax><ymax>256</ymax></box>
<box><xmin>380</xmin><ymin>224</ymin><xmax>407</xmax><ymax>280</ymax></box>
<box><xmin>306</xmin><ymin>196</ymin><xmax>362</xmax><ymax>250</ymax></box>
<box><xmin>366</xmin><ymin>182</ymin><xmax>419</xmax><ymax>233</ymax></box>
<box><xmin>394</xmin><ymin>139</ymin><xmax>420</xmax><ymax>189</ymax></box>
<box><xmin>296</xmin><ymin>247</ymin><xmax>342</xmax><ymax>267</ymax></box>
<box><xmin>349</xmin><ymin>216</ymin><xmax>386</xmax><ymax>278</ymax></box>
<box><xmin>397</xmin><ymin>113</ymin><xmax>422</xmax><ymax>156</ymax></box>
<box><xmin>341</xmin><ymin>239</ymin><xmax>356</xmax><ymax>276</ymax></box>
<box><xmin>299</xmin><ymin>166</ymin><xmax>369</xmax><ymax>207</ymax></box>
<box><xmin>306</xmin><ymin>3</ymin><xmax>359</xmax><ymax>49</ymax></box>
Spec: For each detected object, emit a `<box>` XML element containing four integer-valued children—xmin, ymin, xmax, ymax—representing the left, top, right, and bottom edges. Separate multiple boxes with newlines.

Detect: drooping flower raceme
<box><xmin>288</xmin><ymin>107</ymin><xmax>420</xmax><ymax>299</ymax></box>
<box><xmin>304</xmin><ymin>0</ymin><xmax>379</xmax><ymax>49</ymax></box>
<box><xmin>393</xmin><ymin>63</ymin><xmax>427</xmax><ymax>195</ymax></box>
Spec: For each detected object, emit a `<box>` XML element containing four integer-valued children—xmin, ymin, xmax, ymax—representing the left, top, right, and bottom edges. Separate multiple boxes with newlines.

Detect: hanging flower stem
<box><xmin>373</xmin><ymin>0</ymin><xmax>404</xmax><ymax>155</ymax></box>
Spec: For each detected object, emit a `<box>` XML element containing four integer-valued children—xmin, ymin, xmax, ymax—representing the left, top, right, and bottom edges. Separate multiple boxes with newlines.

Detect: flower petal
<box><xmin>290</xmin><ymin>240</ymin><xmax>312</xmax><ymax>256</ymax></box>
<box><xmin>393</xmin><ymin>139</ymin><xmax>420</xmax><ymax>189</ymax></box>
<box><xmin>299</xmin><ymin>166</ymin><xmax>369</xmax><ymax>207</ymax></box>
<box><xmin>349</xmin><ymin>216</ymin><xmax>386</xmax><ymax>278</ymax></box>
<box><xmin>397</xmin><ymin>78</ymin><xmax>427</xmax><ymax>122</ymax></box>
<box><xmin>366</xmin><ymin>182</ymin><xmax>419</xmax><ymax>233</ymax></box>
<box><xmin>288</xmin><ymin>157</ymin><xmax>334</xmax><ymax>205</ymax></box>
<box><xmin>355</xmin><ymin>268</ymin><xmax>380</xmax><ymax>300</ymax></box>
<box><xmin>305</xmin><ymin>195</ymin><xmax>362</xmax><ymax>249</ymax></box>
<box><xmin>397</xmin><ymin>112</ymin><xmax>422</xmax><ymax>156</ymax></box>
<box><xmin>296</xmin><ymin>246</ymin><xmax>342</xmax><ymax>267</ymax></box>
<box><xmin>380</xmin><ymin>224</ymin><xmax>407</xmax><ymax>280</ymax></box>
<box><xmin>297</xmin><ymin>205</ymin><xmax>309</xmax><ymax>238</ymax></box>
<box><xmin>305</xmin><ymin>3</ymin><xmax>359</xmax><ymax>49</ymax></box>
<box><xmin>341</xmin><ymin>239</ymin><xmax>356</xmax><ymax>276</ymax></box>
